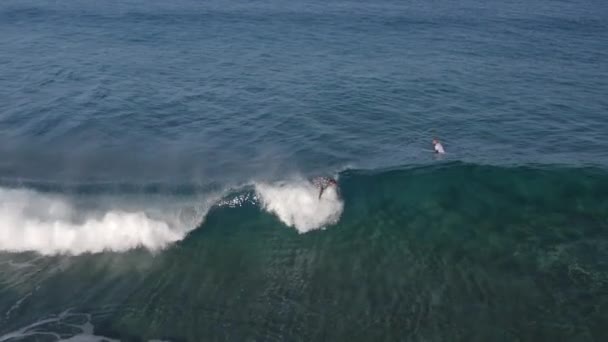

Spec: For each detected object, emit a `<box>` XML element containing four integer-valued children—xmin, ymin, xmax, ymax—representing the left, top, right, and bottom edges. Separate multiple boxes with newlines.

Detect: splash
<box><xmin>0</xmin><ymin>188</ymin><xmax>210</xmax><ymax>255</ymax></box>
<box><xmin>255</xmin><ymin>180</ymin><xmax>343</xmax><ymax>233</ymax></box>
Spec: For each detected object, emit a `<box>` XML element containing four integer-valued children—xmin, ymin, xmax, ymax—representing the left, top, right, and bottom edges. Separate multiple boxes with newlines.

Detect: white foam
<box><xmin>255</xmin><ymin>180</ymin><xmax>343</xmax><ymax>233</ymax></box>
<box><xmin>0</xmin><ymin>310</ymin><xmax>119</xmax><ymax>342</ymax></box>
<box><xmin>0</xmin><ymin>188</ymin><xmax>210</xmax><ymax>255</ymax></box>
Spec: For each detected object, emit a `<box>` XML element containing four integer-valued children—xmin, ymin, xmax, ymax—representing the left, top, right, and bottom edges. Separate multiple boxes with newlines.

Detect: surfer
<box><xmin>432</xmin><ymin>138</ymin><xmax>445</xmax><ymax>154</ymax></box>
<box><xmin>312</xmin><ymin>177</ymin><xmax>338</xmax><ymax>199</ymax></box>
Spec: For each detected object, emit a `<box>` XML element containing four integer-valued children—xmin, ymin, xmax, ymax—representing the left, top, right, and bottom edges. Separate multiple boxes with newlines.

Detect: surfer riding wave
<box><xmin>312</xmin><ymin>177</ymin><xmax>339</xmax><ymax>199</ymax></box>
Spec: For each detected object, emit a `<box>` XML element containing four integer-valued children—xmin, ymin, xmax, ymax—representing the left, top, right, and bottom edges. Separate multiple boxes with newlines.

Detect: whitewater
<box><xmin>0</xmin><ymin>179</ymin><xmax>344</xmax><ymax>255</ymax></box>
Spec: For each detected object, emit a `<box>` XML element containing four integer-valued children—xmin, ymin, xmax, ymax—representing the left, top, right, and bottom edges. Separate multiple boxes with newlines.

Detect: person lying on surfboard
<box><xmin>432</xmin><ymin>138</ymin><xmax>445</xmax><ymax>154</ymax></box>
<box><xmin>312</xmin><ymin>177</ymin><xmax>338</xmax><ymax>199</ymax></box>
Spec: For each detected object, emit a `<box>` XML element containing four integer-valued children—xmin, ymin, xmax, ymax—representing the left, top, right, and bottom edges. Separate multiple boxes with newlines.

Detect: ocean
<box><xmin>1</xmin><ymin>0</ymin><xmax>607</xmax><ymax>340</ymax></box>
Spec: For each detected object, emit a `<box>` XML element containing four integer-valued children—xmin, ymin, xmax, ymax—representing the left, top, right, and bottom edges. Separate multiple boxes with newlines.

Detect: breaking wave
<box><xmin>0</xmin><ymin>177</ymin><xmax>345</xmax><ymax>255</ymax></box>
<box><xmin>0</xmin><ymin>187</ymin><xmax>213</xmax><ymax>255</ymax></box>
<box><xmin>255</xmin><ymin>180</ymin><xmax>343</xmax><ymax>233</ymax></box>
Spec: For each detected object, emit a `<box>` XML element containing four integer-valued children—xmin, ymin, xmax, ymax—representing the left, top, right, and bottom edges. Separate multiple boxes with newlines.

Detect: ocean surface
<box><xmin>1</xmin><ymin>0</ymin><xmax>607</xmax><ymax>340</ymax></box>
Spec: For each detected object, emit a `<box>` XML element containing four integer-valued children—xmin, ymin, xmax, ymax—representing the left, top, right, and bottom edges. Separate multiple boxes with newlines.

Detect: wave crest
<box><xmin>0</xmin><ymin>176</ymin><xmax>346</xmax><ymax>255</ymax></box>
<box><xmin>0</xmin><ymin>188</ymin><xmax>209</xmax><ymax>255</ymax></box>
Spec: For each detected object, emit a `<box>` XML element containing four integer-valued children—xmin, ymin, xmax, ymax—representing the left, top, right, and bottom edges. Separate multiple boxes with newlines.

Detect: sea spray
<box><xmin>0</xmin><ymin>188</ymin><xmax>211</xmax><ymax>255</ymax></box>
<box><xmin>255</xmin><ymin>180</ymin><xmax>343</xmax><ymax>233</ymax></box>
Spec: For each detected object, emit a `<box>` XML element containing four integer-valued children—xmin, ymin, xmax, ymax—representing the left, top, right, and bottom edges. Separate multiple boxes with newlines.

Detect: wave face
<box><xmin>1</xmin><ymin>163</ymin><xmax>608</xmax><ymax>340</ymax></box>
<box><xmin>3</xmin><ymin>162</ymin><xmax>606</xmax><ymax>257</ymax></box>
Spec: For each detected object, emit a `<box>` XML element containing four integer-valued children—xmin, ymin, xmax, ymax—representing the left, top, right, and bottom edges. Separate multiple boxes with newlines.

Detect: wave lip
<box><xmin>255</xmin><ymin>180</ymin><xmax>343</xmax><ymax>233</ymax></box>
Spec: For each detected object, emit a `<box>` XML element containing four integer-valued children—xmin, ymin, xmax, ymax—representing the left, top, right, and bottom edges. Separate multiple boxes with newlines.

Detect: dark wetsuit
<box><xmin>313</xmin><ymin>177</ymin><xmax>338</xmax><ymax>199</ymax></box>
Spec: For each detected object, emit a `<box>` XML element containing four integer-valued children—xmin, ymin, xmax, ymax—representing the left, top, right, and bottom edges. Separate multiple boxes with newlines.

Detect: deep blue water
<box><xmin>1</xmin><ymin>0</ymin><xmax>607</xmax><ymax>340</ymax></box>
<box><xmin>1</xmin><ymin>0</ymin><xmax>607</xmax><ymax>183</ymax></box>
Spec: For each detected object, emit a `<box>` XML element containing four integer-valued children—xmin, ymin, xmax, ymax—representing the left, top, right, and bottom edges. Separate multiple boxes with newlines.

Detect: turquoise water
<box><xmin>1</xmin><ymin>0</ymin><xmax>607</xmax><ymax>340</ymax></box>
